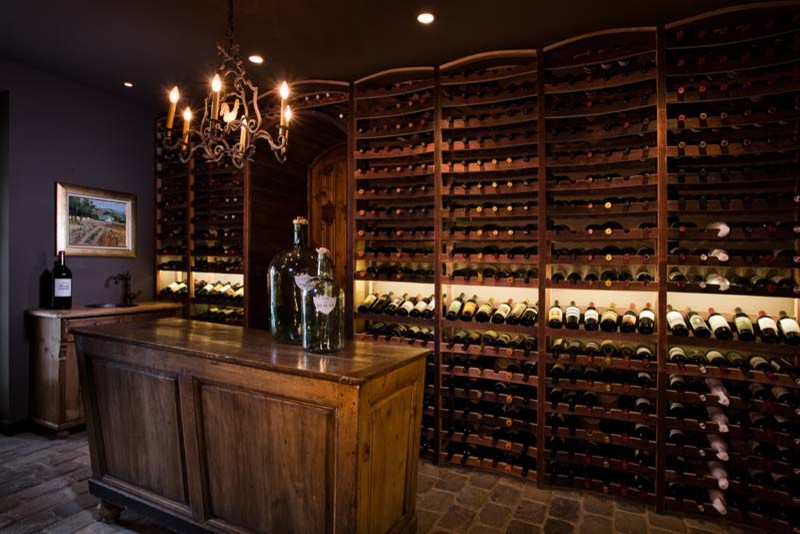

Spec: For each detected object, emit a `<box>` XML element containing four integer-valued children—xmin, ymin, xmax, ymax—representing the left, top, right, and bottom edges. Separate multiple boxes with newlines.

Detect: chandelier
<box><xmin>161</xmin><ymin>0</ymin><xmax>291</xmax><ymax>168</ymax></box>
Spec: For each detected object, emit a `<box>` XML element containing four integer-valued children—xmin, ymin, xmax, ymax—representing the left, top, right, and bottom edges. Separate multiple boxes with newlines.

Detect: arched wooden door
<box><xmin>307</xmin><ymin>144</ymin><xmax>348</xmax><ymax>286</ymax></box>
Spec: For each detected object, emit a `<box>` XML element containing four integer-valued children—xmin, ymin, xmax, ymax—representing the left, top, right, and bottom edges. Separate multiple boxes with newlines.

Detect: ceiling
<box><xmin>1</xmin><ymin>0</ymin><xmax>757</xmax><ymax>111</ymax></box>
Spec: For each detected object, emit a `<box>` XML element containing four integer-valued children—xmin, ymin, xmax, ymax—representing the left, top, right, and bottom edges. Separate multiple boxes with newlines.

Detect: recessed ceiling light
<box><xmin>248</xmin><ymin>55</ymin><xmax>264</xmax><ymax>64</ymax></box>
<box><xmin>417</xmin><ymin>12</ymin><xmax>435</xmax><ymax>24</ymax></box>
<box><xmin>123</xmin><ymin>82</ymin><xmax>133</xmax><ymax>88</ymax></box>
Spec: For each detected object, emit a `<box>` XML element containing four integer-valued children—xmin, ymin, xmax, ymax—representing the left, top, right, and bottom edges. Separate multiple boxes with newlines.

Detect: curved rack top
<box><xmin>543</xmin><ymin>27</ymin><xmax>656</xmax><ymax>70</ymax></box>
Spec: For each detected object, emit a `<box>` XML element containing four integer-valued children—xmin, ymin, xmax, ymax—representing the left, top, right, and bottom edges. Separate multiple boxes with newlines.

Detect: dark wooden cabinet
<box><xmin>74</xmin><ymin>318</ymin><xmax>427</xmax><ymax>533</ymax></box>
<box><xmin>25</xmin><ymin>302</ymin><xmax>182</xmax><ymax>433</ymax></box>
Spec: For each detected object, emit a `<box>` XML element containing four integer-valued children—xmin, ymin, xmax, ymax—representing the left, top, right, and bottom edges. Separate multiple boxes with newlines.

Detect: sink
<box><xmin>85</xmin><ymin>303</ymin><xmax>138</xmax><ymax>308</ymax></box>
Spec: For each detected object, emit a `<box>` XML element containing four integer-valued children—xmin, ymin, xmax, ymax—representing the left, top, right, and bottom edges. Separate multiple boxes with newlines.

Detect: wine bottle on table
<box><xmin>52</xmin><ymin>251</ymin><xmax>72</xmax><ymax>309</ymax></box>
<box><xmin>269</xmin><ymin>217</ymin><xmax>316</xmax><ymax>344</ymax></box>
<box><xmin>301</xmin><ymin>248</ymin><xmax>345</xmax><ymax>353</ymax></box>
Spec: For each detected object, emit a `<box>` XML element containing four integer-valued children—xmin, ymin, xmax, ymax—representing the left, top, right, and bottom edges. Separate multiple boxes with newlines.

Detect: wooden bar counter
<box><xmin>72</xmin><ymin>318</ymin><xmax>429</xmax><ymax>534</ymax></box>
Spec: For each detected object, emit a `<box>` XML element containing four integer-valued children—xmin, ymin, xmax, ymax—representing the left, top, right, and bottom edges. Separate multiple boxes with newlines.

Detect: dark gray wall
<box><xmin>1</xmin><ymin>91</ymin><xmax>9</xmax><ymax>423</ymax></box>
<box><xmin>0</xmin><ymin>59</ymin><xmax>155</xmax><ymax>424</ymax></box>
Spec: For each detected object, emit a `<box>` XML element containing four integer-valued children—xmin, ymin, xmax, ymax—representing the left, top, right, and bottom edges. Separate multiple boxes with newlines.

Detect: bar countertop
<box><xmin>26</xmin><ymin>301</ymin><xmax>183</xmax><ymax>319</ymax></box>
<box><xmin>70</xmin><ymin>317</ymin><xmax>431</xmax><ymax>385</ymax></box>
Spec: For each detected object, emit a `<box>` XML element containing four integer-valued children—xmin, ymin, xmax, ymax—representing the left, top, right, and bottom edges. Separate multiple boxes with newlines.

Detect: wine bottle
<box><xmin>620</xmin><ymin>303</ymin><xmax>638</xmax><ymax>334</ymax></box>
<box><xmin>756</xmin><ymin>310</ymin><xmax>779</xmax><ymax>343</ymax></box>
<box><xmin>733</xmin><ymin>307</ymin><xmax>755</xmax><ymax>341</ymax></box>
<box><xmin>358</xmin><ymin>292</ymin><xmax>379</xmax><ymax>313</ymax></box>
<box><xmin>685</xmin><ymin>309</ymin><xmax>710</xmax><ymax>338</ymax></box>
<box><xmin>506</xmin><ymin>301</ymin><xmax>527</xmax><ymax>325</ymax></box>
<box><xmin>460</xmin><ymin>295</ymin><xmax>479</xmax><ymax>321</ymax></box>
<box><xmin>600</xmin><ymin>303</ymin><xmax>618</xmax><ymax>333</ymax></box>
<box><xmin>446</xmin><ymin>293</ymin><xmax>466</xmax><ymax>321</ymax></box>
<box><xmin>397</xmin><ymin>295</ymin><xmax>418</xmax><ymax>317</ymax></box>
<box><xmin>707</xmin><ymin>308</ymin><xmax>733</xmax><ymax>340</ymax></box>
<box><xmin>474</xmin><ymin>298</ymin><xmax>495</xmax><ymax>323</ymax></box>
<box><xmin>638</xmin><ymin>303</ymin><xmax>655</xmax><ymax>334</ymax></box>
<box><xmin>491</xmin><ymin>300</ymin><xmax>513</xmax><ymax>324</ymax></box>
<box><xmin>777</xmin><ymin>311</ymin><xmax>800</xmax><ymax>345</ymax></box>
<box><xmin>548</xmin><ymin>301</ymin><xmax>563</xmax><ymax>329</ymax></box>
<box><xmin>301</xmin><ymin>248</ymin><xmax>344</xmax><ymax>353</ymax></box>
<box><xmin>584</xmin><ymin>302</ymin><xmax>599</xmax><ymax>331</ymax></box>
<box><xmin>667</xmin><ymin>306</ymin><xmax>689</xmax><ymax>336</ymax></box>
<box><xmin>565</xmin><ymin>301</ymin><xmax>580</xmax><ymax>330</ymax></box>
<box><xmin>519</xmin><ymin>302</ymin><xmax>539</xmax><ymax>326</ymax></box>
<box><xmin>52</xmin><ymin>251</ymin><xmax>72</xmax><ymax>310</ymax></box>
<box><xmin>410</xmin><ymin>294</ymin><xmax>433</xmax><ymax>317</ymax></box>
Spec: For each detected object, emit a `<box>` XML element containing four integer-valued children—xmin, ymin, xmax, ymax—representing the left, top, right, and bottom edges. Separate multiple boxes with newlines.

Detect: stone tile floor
<box><xmin>0</xmin><ymin>431</ymin><xmax>765</xmax><ymax>533</ymax></box>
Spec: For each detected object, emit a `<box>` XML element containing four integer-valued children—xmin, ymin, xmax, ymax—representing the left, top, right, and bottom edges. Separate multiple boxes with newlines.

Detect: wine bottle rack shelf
<box><xmin>345</xmin><ymin>4</ymin><xmax>800</xmax><ymax>528</ymax></box>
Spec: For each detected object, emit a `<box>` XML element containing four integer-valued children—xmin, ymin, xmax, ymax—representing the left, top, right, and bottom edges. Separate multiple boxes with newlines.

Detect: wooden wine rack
<box><xmin>346</xmin><ymin>3</ymin><xmax>800</xmax><ymax>531</ymax></box>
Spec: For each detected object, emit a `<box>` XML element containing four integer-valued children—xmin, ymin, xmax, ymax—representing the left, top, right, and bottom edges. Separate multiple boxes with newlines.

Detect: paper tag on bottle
<box><xmin>54</xmin><ymin>279</ymin><xmax>72</xmax><ymax>297</ymax></box>
<box><xmin>294</xmin><ymin>273</ymin><xmax>313</xmax><ymax>289</ymax></box>
<box><xmin>313</xmin><ymin>295</ymin><xmax>338</xmax><ymax>315</ymax></box>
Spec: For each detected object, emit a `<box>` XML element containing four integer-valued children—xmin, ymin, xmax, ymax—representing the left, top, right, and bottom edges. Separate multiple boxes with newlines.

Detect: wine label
<box><xmin>757</xmin><ymin>316</ymin><xmax>778</xmax><ymax>332</ymax></box>
<box><xmin>294</xmin><ymin>273</ymin><xmax>314</xmax><ymax>289</ymax></box>
<box><xmin>666</xmin><ymin>311</ymin><xmax>685</xmax><ymax>328</ymax></box>
<box><xmin>640</xmin><ymin>309</ymin><xmax>655</xmax><ymax>321</ymax></box>
<box><xmin>780</xmin><ymin>317</ymin><xmax>800</xmax><ymax>334</ymax></box>
<box><xmin>548</xmin><ymin>308</ymin><xmax>563</xmax><ymax>321</ymax></box>
<box><xmin>734</xmin><ymin>316</ymin><xmax>753</xmax><ymax>332</ymax></box>
<box><xmin>688</xmin><ymin>315</ymin><xmax>706</xmax><ymax>330</ymax></box>
<box><xmin>707</xmin><ymin>315</ymin><xmax>729</xmax><ymax>331</ymax></box>
<box><xmin>584</xmin><ymin>309</ymin><xmax>599</xmax><ymax>322</ymax></box>
<box><xmin>313</xmin><ymin>295</ymin><xmax>338</xmax><ymax>315</ymax></box>
<box><xmin>54</xmin><ymin>279</ymin><xmax>72</xmax><ymax>297</ymax></box>
<box><xmin>566</xmin><ymin>306</ymin><xmax>580</xmax><ymax>319</ymax></box>
<box><xmin>447</xmin><ymin>301</ymin><xmax>462</xmax><ymax>313</ymax></box>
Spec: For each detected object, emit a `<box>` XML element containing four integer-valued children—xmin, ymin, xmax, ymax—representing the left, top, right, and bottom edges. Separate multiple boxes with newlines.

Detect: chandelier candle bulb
<box><xmin>239</xmin><ymin>122</ymin><xmax>247</xmax><ymax>153</ymax></box>
<box><xmin>211</xmin><ymin>74</ymin><xmax>222</xmax><ymax>121</ymax></box>
<box><xmin>166</xmin><ymin>86</ymin><xmax>179</xmax><ymax>132</ymax></box>
<box><xmin>182</xmin><ymin>107</ymin><xmax>192</xmax><ymax>146</ymax></box>
<box><xmin>279</xmin><ymin>81</ymin><xmax>289</xmax><ymax>127</ymax></box>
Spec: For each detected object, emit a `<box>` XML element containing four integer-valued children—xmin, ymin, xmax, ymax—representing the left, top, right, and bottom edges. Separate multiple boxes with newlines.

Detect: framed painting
<box><xmin>55</xmin><ymin>183</ymin><xmax>137</xmax><ymax>257</ymax></box>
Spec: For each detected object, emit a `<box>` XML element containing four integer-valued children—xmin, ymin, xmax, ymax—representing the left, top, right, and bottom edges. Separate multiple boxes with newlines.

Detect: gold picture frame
<box><xmin>56</xmin><ymin>183</ymin><xmax>137</xmax><ymax>257</ymax></box>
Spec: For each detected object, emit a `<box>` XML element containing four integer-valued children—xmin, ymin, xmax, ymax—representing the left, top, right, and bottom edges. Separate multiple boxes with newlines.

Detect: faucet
<box><xmin>107</xmin><ymin>271</ymin><xmax>140</xmax><ymax>305</ymax></box>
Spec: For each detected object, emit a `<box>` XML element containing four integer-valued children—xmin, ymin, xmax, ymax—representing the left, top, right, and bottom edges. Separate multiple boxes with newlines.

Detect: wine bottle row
<box><xmin>546</xmin><ymin>301</ymin><xmax>656</xmax><ymax>335</ymax></box>
<box><xmin>666</xmin><ymin>306</ymin><xmax>800</xmax><ymax>346</ymax></box>
<box><xmin>191</xmin><ymin>306</ymin><xmax>245</xmax><ymax>326</ymax></box>
<box><xmin>194</xmin><ymin>279</ymin><xmax>244</xmax><ymax>303</ymax></box>
<box><xmin>357</xmin><ymin>292</ymin><xmax>436</xmax><ymax>318</ymax></box>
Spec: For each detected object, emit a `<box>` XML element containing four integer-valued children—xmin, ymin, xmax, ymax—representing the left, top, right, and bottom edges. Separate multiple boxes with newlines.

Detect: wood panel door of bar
<box><xmin>73</xmin><ymin>318</ymin><xmax>428</xmax><ymax>534</ymax></box>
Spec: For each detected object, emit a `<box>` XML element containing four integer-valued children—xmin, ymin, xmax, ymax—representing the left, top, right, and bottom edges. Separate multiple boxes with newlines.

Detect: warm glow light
<box><xmin>279</xmin><ymin>81</ymin><xmax>289</xmax><ymax>100</ymax></box>
<box><xmin>248</xmin><ymin>55</ymin><xmax>264</xmax><ymax>64</ymax></box>
<box><xmin>417</xmin><ymin>12</ymin><xmax>435</xmax><ymax>24</ymax></box>
<box><xmin>284</xmin><ymin>105</ymin><xmax>292</xmax><ymax>123</ymax></box>
<box><xmin>169</xmin><ymin>86</ymin><xmax>180</xmax><ymax>103</ymax></box>
<box><xmin>123</xmin><ymin>82</ymin><xmax>133</xmax><ymax>87</ymax></box>
<box><xmin>211</xmin><ymin>74</ymin><xmax>222</xmax><ymax>92</ymax></box>
<box><xmin>183</xmin><ymin>107</ymin><xmax>192</xmax><ymax>122</ymax></box>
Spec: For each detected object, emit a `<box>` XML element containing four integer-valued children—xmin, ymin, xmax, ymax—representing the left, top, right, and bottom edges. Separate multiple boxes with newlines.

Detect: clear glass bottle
<box><xmin>268</xmin><ymin>217</ymin><xmax>316</xmax><ymax>344</ymax></box>
<box><xmin>302</xmin><ymin>248</ymin><xmax>345</xmax><ymax>353</ymax></box>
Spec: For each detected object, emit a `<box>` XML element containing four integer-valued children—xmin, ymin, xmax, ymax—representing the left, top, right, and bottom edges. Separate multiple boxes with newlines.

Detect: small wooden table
<box><xmin>73</xmin><ymin>318</ymin><xmax>429</xmax><ymax>533</ymax></box>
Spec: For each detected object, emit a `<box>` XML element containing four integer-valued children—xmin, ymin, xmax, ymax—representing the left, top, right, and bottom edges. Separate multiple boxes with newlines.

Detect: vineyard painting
<box><xmin>56</xmin><ymin>183</ymin><xmax>137</xmax><ymax>257</ymax></box>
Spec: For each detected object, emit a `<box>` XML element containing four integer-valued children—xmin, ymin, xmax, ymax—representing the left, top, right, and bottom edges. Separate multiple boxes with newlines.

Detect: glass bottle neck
<box><xmin>317</xmin><ymin>254</ymin><xmax>332</xmax><ymax>279</ymax></box>
<box><xmin>293</xmin><ymin>224</ymin><xmax>308</xmax><ymax>247</ymax></box>
<box><xmin>57</xmin><ymin>252</ymin><xmax>65</xmax><ymax>266</ymax></box>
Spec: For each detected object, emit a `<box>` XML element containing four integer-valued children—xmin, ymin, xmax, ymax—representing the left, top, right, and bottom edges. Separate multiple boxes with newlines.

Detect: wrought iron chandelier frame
<box><xmin>161</xmin><ymin>0</ymin><xmax>288</xmax><ymax>168</ymax></box>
